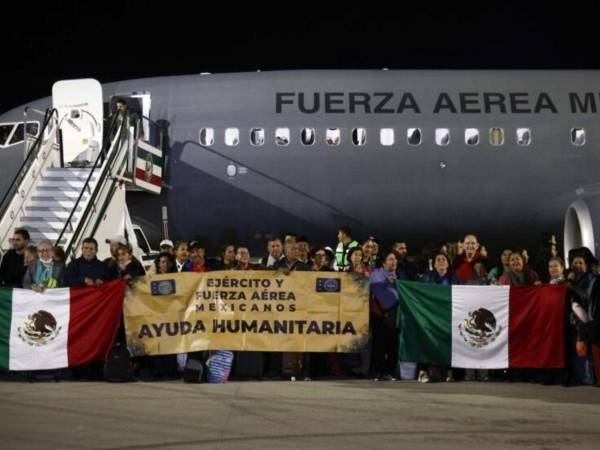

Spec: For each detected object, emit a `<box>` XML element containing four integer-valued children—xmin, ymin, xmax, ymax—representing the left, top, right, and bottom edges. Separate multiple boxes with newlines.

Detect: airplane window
<box><xmin>26</xmin><ymin>122</ymin><xmax>40</xmax><ymax>137</ymax></box>
<box><xmin>516</xmin><ymin>128</ymin><xmax>531</xmax><ymax>146</ymax></box>
<box><xmin>8</xmin><ymin>124</ymin><xmax>24</xmax><ymax>145</ymax></box>
<box><xmin>435</xmin><ymin>128</ymin><xmax>450</xmax><ymax>146</ymax></box>
<box><xmin>465</xmin><ymin>128</ymin><xmax>479</xmax><ymax>146</ymax></box>
<box><xmin>275</xmin><ymin>128</ymin><xmax>290</xmax><ymax>146</ymax></box>
<box><xmin>0</xmin><ymin>124</ymin><xmax>14</xmax><ymax>146</ymax></box>
<box><xmin>225</xmin><ymin>128</ymin><xmax>239</xmax><ymax>146</ymax></box>
<box><xmin>326</xmin><ymin>128</ymin><xmax>341</xmax><ymax>146</ymax></box>
<box><xmin>380</xmin><ymin>128</ymin><xmax>394</xmax><ymax>146</ymax></box>
<box><xmin>571</xmin><ymin>128</ymin><xmax>585</xmax><ymax>146</ymax></box>
<box><xmin>490</xmin><ymin>127</ymin><xmax>504</xmax><ymax>146</ymax></box>
<box><xmin>407</xmin><ymin>128</ymin><xmax>421</xmax><ymax>146</ymax></box>
<box><xmin>199</xmin><ymin>127</ymin><xmax>214</xmax><ymax>146</ymax></box>
<box><xmin>352</xmin><ymin>128</ymin><xmax>366</xmax><ymax>146</ymax></box>
<box><xmin>301</xmin><ymin>128</ymin><xmax>315</xmax><ymax>146</ymax></box>
<box><xmin>250</xmin><ymin>128</ymin><xmax>265</xmax><ymax>146</ymax></box>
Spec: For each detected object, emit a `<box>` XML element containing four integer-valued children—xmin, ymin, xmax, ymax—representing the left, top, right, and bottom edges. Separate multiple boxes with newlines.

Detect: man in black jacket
<box><xmin>0</xmin><ymin>228</ymin><xmax>30</xmax><ymax>287</ymax></box>
<box><xmin>274</xmin><ymin>242</ymin><xmax>311</xmax><ymax>273</ymax></box>
<box><xmin>392</xmin><ymin>241</ymin><xmax>418</xmax><ymax>281</ymax></box>
<box><xmin>65</xmin><ymin>238</ymin><xmax>108</xmax><ymax>287</ymax></box>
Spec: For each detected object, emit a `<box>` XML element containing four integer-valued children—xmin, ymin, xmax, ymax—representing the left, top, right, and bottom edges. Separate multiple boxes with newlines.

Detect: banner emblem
<box><xmin>17</xmin><ymin>310</ymin><xmax>62</xmax><ymax>347</ymax></box>
<box><xmin>458</xmin><ymin>308</ymin><xmax>503</xmax><ymax>348</ymax></box>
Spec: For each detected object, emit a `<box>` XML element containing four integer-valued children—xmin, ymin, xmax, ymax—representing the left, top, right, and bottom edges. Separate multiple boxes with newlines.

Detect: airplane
<box><xmin>1</xmin><ymin>70</ymin><xmax>600</xmax><ymax>260</ymax></box>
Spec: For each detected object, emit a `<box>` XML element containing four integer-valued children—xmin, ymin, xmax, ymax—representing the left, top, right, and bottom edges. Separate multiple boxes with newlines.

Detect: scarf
<box><xmin>33</xmin><ymin>259</ymin><xmax>55</xmax><ymax>287</ymax></box>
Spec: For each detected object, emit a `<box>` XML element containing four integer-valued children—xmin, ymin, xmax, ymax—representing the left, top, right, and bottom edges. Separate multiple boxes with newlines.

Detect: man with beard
<box><xmin>392</xmin><ymin>241</ymin><xmax>417</xmax><ymax>281</ymax></box>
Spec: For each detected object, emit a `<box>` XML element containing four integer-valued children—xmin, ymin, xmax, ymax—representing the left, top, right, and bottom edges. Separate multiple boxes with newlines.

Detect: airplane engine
<box><xmin>564</xmin><ymin>198</ymin><xmax>600</xmax><ymax>262</ymax></box>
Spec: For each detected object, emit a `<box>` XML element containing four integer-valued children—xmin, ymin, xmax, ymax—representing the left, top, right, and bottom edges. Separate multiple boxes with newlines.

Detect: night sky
<box><xmin>2</xmin><ymin>2</ymin><xmax>600</xmax><ymax>112</ymax></box>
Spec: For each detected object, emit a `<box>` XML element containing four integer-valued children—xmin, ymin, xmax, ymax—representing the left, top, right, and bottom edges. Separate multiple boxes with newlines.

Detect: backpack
<box><xmin>183</xmin><ymin>357</ymin><xmax>207</xmax><ymax>383</ymax></box>
<box><xmin>104</xmin><ymin>343</ymin><xmax>132</xmax><ymax>382</ymax></box>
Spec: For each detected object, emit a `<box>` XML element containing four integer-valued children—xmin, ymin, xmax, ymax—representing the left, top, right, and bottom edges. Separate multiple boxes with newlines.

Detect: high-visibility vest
<box><xmin>334</xmin><ymin>240</ymin><xmax>358</xmax><ymax>271</ymax></box>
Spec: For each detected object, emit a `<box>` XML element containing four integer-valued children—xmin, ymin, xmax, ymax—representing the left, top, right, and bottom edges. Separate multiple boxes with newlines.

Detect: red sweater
<box><xmin>453</xmin><ymin>251</ymin><xmax>485</xmax><ymax>284</ymax></box>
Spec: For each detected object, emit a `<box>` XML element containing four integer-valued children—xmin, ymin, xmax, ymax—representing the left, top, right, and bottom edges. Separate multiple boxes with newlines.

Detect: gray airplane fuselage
<box><xmin>1</xmin><ymin>70</ymin><xmax>600</xmax><ymax>254</ymax></box>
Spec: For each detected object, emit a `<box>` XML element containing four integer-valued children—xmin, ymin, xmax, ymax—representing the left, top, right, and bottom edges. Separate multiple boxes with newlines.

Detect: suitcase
<box><xmin>104</xmin><ymin>343</ymin><xmax>132</xmax><ymax>382</ymax></box>
<box><xmin>207</xmin><ymin>351</ymin><xmax>234</xmax><ymax>383</ymax></box>
<box><xmin>281</xmin><ymin>352</ymin><xmax>303</xmax><ymax>378</ymax></box>
<box><xmin>233</xmin><ymin>351</ymin><xmax>264</xmax><ymax>378</ymax></box>
<box><xmin>183</xmin><ymin>357</ymin><xmax>206</xmax><ymax>383</ymax></box>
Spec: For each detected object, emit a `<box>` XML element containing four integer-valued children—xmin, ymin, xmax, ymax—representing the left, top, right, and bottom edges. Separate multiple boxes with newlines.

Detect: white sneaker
<box><xmin>418</xmin><ymin>370</ymin><xmax>430</xmax><ymax>383</ymax></box>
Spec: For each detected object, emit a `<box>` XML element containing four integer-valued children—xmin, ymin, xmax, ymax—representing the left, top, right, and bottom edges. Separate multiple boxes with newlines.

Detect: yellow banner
<box><xmin>124</xmin><ymin>271</ymin><xmax>369</xmax><ymax>355</ymax></box>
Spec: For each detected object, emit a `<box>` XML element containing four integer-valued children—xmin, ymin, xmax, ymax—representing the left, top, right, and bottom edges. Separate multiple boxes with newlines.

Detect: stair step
<box><xmin>28</xmin><ymin>231</ymin><xmax>69</xmax><ymax>245</ymax></box>
<box><xmin>23</xmin><ymin>208</ymin><xmax>83</xmax><ymax>219</ymax></box>
<box><xmin>42</xmin><ymin>172</ymin><xmax>98</xmax><ymax>181</ymax></box>
<box><xmin>26</xmin><ymin>226</ymin><xmax>68</xmax><ymax>234</ymax></box>
<box><xmin>31</xmin><ymin>195</ymin><xmax>89</xmax><ymax>202</ymax></box>
<box><xmin>25</xmin><ymin>204</ymin><xmax>83</xmax><ymax>213</ymax></box>
<box><xmin>41</xmin><ymin>176</ymin><xmax>98</xmax><ymax>184</ymax></box>
<box><xmin>38</xmin><ymin>180</ymin><xmax>97</xmax><ymax>189</ymax></box>
<box><xmin>29</xmin><ymin>199</ymin><xmax>79</xmax><ymax>208</ymax></box>
<box><xmin>35</xmin><ymin>186</ymin><xmax>90</xmax><ymax>196</ymax></box>
<box><xmin>20</xmin><ymin>219</ymin><xmax>65</xmax><ymax>232</ymax></box>
<box><xmin>44</xmin><ymin>168</ymin><xmax>96</xmax><ymax>176</ymax></box>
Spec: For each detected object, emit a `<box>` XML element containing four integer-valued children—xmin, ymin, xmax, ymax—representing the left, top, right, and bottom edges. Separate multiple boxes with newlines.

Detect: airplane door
<box><xmin>110</xmin><ymin>92</ymin><xmax>151</xmax><ymax>173</ymax></box>
<box><xmin>110</xmin><ymin>92</ymin><xmax>164</xmax><ymax>195</ymax></box>
<box><xmin>109</xmin><ymin>92</ymin><xmax>151</xmax><ymax>139</ymax></box>
<box><xmin>52</xmin><ymin>79</ymin><xmax>103</xmax><ymax>165</ymax></box>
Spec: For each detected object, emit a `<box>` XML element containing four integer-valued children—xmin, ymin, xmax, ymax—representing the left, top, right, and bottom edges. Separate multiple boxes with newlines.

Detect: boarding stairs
<box><xmin>0</xmin><ymin>86</ymin><xmax>164</xmax><ymax>261</ymax></box>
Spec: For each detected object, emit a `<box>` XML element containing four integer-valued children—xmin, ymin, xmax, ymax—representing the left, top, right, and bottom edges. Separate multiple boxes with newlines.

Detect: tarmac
<box><xmin>0</xmin><ymin>378</ymin><xmax>599</xmax><ymax>450</ymax></box>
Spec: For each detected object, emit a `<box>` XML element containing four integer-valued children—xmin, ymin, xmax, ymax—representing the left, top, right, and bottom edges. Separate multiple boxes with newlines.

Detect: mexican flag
<box><xmin>0</xmin><ymin>280</ymin><xmax>126</xmax><ymax>371</ymax></box>
<box><xmin>397</xmin><ymin>281</ymin><xmax>567</xmax><ymax>369</ymax></box>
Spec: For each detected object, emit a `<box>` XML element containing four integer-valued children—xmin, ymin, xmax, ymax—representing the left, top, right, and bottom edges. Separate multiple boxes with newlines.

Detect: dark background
<box><xmin>2</xmin><ymin>2</ymin><xmax>600</xmax><ymax>112</ymax></box>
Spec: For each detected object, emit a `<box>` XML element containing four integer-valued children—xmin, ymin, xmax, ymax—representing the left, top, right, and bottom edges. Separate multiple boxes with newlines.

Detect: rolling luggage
<box><xmin>207</xmin><ymin>351</ymin><xmax>233</xmax><ymax>383</ymax></box>
<box><xmin>233</xmin><ymin>351</ymin><xmax>264</xmax><ymax>378</ymax></box>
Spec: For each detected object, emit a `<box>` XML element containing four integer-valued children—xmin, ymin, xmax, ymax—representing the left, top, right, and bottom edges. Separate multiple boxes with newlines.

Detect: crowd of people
<box><xmin>0</xmin><ymin>226</ymin><xmax>599</xmax><ymax>387</ymax></box>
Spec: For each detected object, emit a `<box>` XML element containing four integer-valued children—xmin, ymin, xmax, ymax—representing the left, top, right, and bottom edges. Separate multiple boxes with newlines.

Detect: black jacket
<box><xmin>65</xmin><ymin>256</ymin><xmax>109</xmax><ymax>287</ymax></box>
<box><xmin>118</xmin><ymin>259</ymin><xmax>146</xmax><ymax>279</ymax></box>
<box><xmin>0</xmin><ymin>250</ymin><xmax>25</xmax><ymax>287</ymax></box>
<box><xmin>273</xmin><ymin>258</ymin><xmax>311</xmax><ymax>272</ymax></box>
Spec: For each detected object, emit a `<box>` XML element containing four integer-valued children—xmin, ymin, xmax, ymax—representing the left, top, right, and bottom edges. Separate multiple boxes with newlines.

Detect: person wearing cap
<box><xmin>145</xmin><ymin>239</ymin><xmax>176</xmax><ymax>275</ymax></box>
<box><xmin>159</xmin><ymin>239</ymin><xmax>174</xmax><ymax>255</ymax></box>
<box><xmin>104</xmin><ymin>235</ymin><xmax>127</xmax><ymax>279</ymax></box>
<box><xmin>311</xmin><ymin>247</ymin><xmax>334</xmax><ymax>272</ymax></box>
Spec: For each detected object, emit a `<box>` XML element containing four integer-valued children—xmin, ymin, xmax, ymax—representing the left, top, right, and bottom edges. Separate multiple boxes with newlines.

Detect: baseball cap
<box><xmin>105</xmin><ymin>235</ymin><xmax>127</xmax><ymax>246</ymax></box>
<box><xmin>159</xmin><ymin>239</ymin><xmax>174</xmax><ymax>248</ymax></box>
